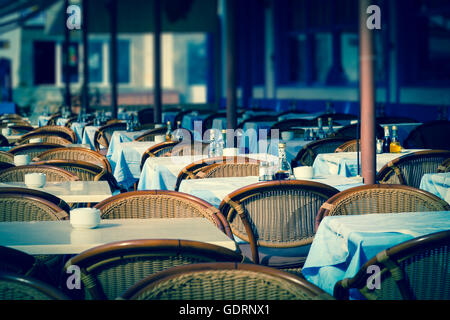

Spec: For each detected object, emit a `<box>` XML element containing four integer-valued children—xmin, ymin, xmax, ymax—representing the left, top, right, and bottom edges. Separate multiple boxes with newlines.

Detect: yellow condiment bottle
<box><xmin>389</xmin><ymin>126</ymin><xmax>402</xmax><ymax>153</ymax></box>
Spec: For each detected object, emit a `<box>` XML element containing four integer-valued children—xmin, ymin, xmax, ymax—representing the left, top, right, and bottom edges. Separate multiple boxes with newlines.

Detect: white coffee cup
<box><xmin>14</xmin><ymin>154</ymin><xmax>30</xmax><ymax>166</ymax></box>
<box><xmin>24</xmin><ymin>172</ymin><xmax>46</xmax><ymax>188</ymax></box>
<box><xmin>223</xmin><ymin>148</ymin><xmax>238</xmax><ymax>157</ymax></box>
<box><xmin>154</xmin><ymin>135</ymin><xmax>165</xmax><ymax>143</ymax></box>
<box><xmin>70</xmin><ymin>208</ymin><xmax>101</xmax><ymax>229</ymax></box>
<box><xmin>281</xmin><ymin>131</ymin><xmax>294</xmax><ymax>141</ymax></box>
<box><xmin>2</xmin><ymin>128</ymin><xmax>11</xmax><ymax>136</ymax></box>
<box><xmin>29</xmin><ymin>138</ymin><xmax>42</xmax><ymax>144</ymax></box>
<box><xmin>293</xmin><ymin>166</ymin><xmax>314</xmax><ymax>179</ymax></box>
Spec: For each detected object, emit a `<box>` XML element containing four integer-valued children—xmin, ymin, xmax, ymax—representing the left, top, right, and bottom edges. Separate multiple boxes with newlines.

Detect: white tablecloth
<box><xmin>81</xmin><ymin>125</ymin><xmax>100</xmax><ymax>150</ymax></box>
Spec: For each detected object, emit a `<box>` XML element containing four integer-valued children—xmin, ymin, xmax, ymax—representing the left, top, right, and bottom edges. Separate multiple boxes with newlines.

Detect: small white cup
<box><xmin>70</xmin><ymin>208</ymin><xmax>101</xmax><ymax>229</ymax></box>
<box><xmin>24</xmin><ymin>173</ymin><xmax>46</xmax><ymax>188</ymax></box>
<box><xmin>293</xmin><ymin>166</ymin><xmax>314</xmax><ymax>179</ymax></box>
<box><xmin>14</xmin><ymin>154</ymin><xmax>30</xmax><ymax>166</ymax></box>
<box><xmin>2</xmin><ymin>128</ymin><xmax>11</xmax><ymax>136</ymax></box>
<box><xmin>281</xmin><ymin>131</ymin><xmax>294</xmax><ymax>141</ymax></box>
<box><xmin>223</xmin><ymin>148</ymin><xmax>238</xmax><ymax>157</ymax></box>
<box><xmin>154</xmin><ymin>135</ymin><xmax>165</xmax><ymax>143</ymax></box>
<box><xmin>29</xmin><ymin>138</ymin><xmax>42</xmax><ymax>144</ymax></box>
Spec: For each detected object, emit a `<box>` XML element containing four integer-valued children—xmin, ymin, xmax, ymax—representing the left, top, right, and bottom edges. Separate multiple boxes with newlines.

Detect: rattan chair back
<box><xmin>8</xmin><ymin>143</ymin><xmax>64</xmax><ymax>161</ymax></box>
<box><xmin>376</xmin><ymin>150</ymin><xmax>450</xmax><ymax>188</ymax></box>
<box><xmin>333</xmin><ymin>230</ymin><xmax>450</xmax><ymax>300</ymax></box>
<box><xmin>29</xmin><ymin>125</ymin><xmax>77</xmax><ymax>143</ymax></box>
<box><xmin>0</xmin><ymin>151</ymin><xmax>13</xmax><ymax>164</ymax></box>
<box><xmin>120</xmin><ymin>262</ymin><xmax>334</xmax><ymax>300</ymax></box>
<box><xmin>17</xmin><ymin>134</ymin><xmax>72</xmax><ymax>146</ymax></box>
<box><xmin>62</xmin><ymin>239</ymin><xmax>245</xmax><ymax>300</ymax></box>
<box><xmin>93</xmin><ymin>122</ymin><xmax>127</xmax><ymax>152</ymax></box>
<box><xmin>34</xmin><ymin>147</ymin><xmax>112</xmax><ymax>174</ymax></box>
<box><xmin>438</xmin><ymin>158</ymin><xmax>450</xmax><ymax>173</ymax></box>
<box><xmin>403</xmin><ymin>120</ymin><xmax>450</xmax><ymax>150</ymax></box>
<box><xmin>0</xmin><ymin>189</ymin><xmax>69</xmax><ymax>221</ymax></box>
<box><xmin>219</xmin><ymin>180</ymin><xmax>340</xmax><ymax>264</ymax></box>
<box><xmin>7</xmin><ymin>125</ymin><xmax>34</xmax><ymax>135</ymax></box>
<box><xmin>291</xmin><ymin>137</ymin><xmax>352</xmax><ymax>167</ymax></box>
<box><xmin>335</xmin><ymin>139</ymin><xmax>360</xmax><ymax>152</ymax></box>
<box><xmin>134</xmin><ymin>127</ymin><xmax>167</xmax><ymax>142</ymax></box>
<box><xmin>173</xmin><ymin>156</ymin><xmax>254</xmax><ymax>191</ymax></box>
<box><xmin>0</xmin><ymin>272</ymin><xmax>70</xmax><ymax>300</ymax></box>
<box><xmin>0</xmin><ymin>187</ymin><xmax>71</xmax><ymax>213</ymax></box>
<box><xmin>315</xmin><ymin>184</ymin><xmax>450</xmax><ymax>231</ymax></box>
<box><xmin>0</xmin><ymin>164</ymin><xmax>79</xmax><ymax>183</ymax></box>
<box><xmin>93</xmin><ymin>190</ymin><xmax>233</xmax><ymax>239</ymax></box>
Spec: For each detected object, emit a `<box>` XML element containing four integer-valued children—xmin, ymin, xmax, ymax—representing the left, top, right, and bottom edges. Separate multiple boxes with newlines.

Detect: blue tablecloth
<box><xmin>56</xmin><ymin>118</ymin><xmax>70</xmax><ymax>127</ymax></box>
<box><xmin>70</xmin><ymin>122</ymin><xmax>86</xmax><ymax>143</ymax></box>
<box><xmin>106</xmin><ymin>141</ymin><xmax>157</xmax><ymax>189</ymax></box>
<box><xmin>312</xmin><ymin>149</ymin><xmax>424</xmax><ymax>177</ymax></box>
<box><xmin>302</xmin><ymin>211</ymin><xmax>450</xmax><ymax>299</ymax></box>
<box><xmin>81</xmin><ymin>125</ymin><xmax>100</xmax><ymax>150</ymax></box>
<box><xmin>38</xmin><ymin>116</ymin><xmax>50</xmax><ymax>127</ymax></box>
<box><xmin>106</xmin><ymin>130</ymin><xmax>148</xmax><ymax>163</ymax></box>
<box><xmin>420</xmin><ymin>172</ymin><xmax>450</xmax><ymax>204</ymax></box>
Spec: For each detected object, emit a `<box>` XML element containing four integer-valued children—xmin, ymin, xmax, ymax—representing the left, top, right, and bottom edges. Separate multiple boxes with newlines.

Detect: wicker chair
<box><xmin>0</xmin><ymin>151</ymin><xmax>13</xmax><ymax>164</ymax></box>
<box><xmin>8</xmin><ymin>125</ymin><xmax>34</xmax><ymax>135</ymax></box>
<box><xmin>0</xmin><ymin>272</ymin><xmax>70</xmax><ymax>300</ymax></box>
<box><xmin>0</xmin><ymin>189</ymin><xmax>69</xmax><ymax>221</ymax></box>
<box><xmin>141</xmin><ymin>141</ymin><xmax>210</xmax><ymax>171</ymax></box>
<box><xmin>62</xmin><ymin>239</ymin><xmax>246</xmax><ymax>300</ymax></box>
<box><xmin>120</xmin><ymin>262</ymin><xmax>334</xmax><ymax>300</ymax></box>
<box><xmin>32</xmin><ymin>160</ymin><xmax>125</xmax><ymax>193</ymax></box>
<box><xmin>334</xmin><ymin>139</ymin><xmax>360</xmax><ymax>152</ymax></box>
<box><xmin>438</xmin><ymin>158</ymin><xmax>450</xmax><ymax>173</ymax></box>
<box><xmin>0</xmin><ymin>187</ymin><xmax>71</xmax><ymax>214</ymax></box>
<box><xmin>93</xmin><ymin>190</ymin><xmax>233</xmax><ymax>239</ymax></box>
<box><xmin>0</xmin><ymin>164</ymin><xmax>79</xmax><ymax>183</ymax></box>
<box><xmin>315</xmin><ymin>184</ymin><xmax>450</xmax><ymax>231</ymax></box>
<box><xmin>376</xmin><ymin>150</ymin><xmax>450</xmax><ymax>188</ymax></box>
<box><xmin>134</xmin><ymin>127</ymin><xmax>167</xmax><ymax>142</ymax></box>
<box><xmin>0</xmin><ymin>246</ymin><xmax>57</xmax><ymax>286</ymax></box>
<box><xmin>291</xmin><ymin>137</ymin><xmax>352</xmax><ymax>167</ymax></box>
<box><xmin>0</xmin><ymin>134</ymin><xmax>8</xmax><ymax>147</ymax></box>
<box><xmin>16</xmin><ymin>134</ymin><xmax>72</xmax><ymax>146</ymax></box>
<box><xmin>334</xmin><ymin>123</ymin><xmax>384</xmax><ymax>140</ymax></box>
<box><xmin>8</xmin><ymin>143</ymin><xmax>65</xmax><ymax>161</ymax></box>
<box><xmin>19</xmin><ymin>125</ymin><xmax>77</xmax><ymax>144</ymax></box>
<box><xmin>93</xmin><ymin>122</ymin><xmax>127</xmax><ymax>153</ymax></box>
<box><xmin>46</xmin><ymin>113</ymin><xmax>61</xmax><ymax>126</ymax></box>
<box><xmin>34</xmin><ymin>147</ymin><xmax>112</xmax><ymax>174</ymax></box>
<box><xmin>218</xmin><ymin>180</ymin><xmax>340</xmax><ymax>267</ymax></box>
<box><xmin>173</xmin><ymin>156</ymin><xmax>257</xmax><ymax>192</ymax></box>
<box><xmin>333</xmin><ymin>230</ymin><xmax>450</xmax><ymax>300</ymax></box>
<box><xmin>403</xmin><ymin>120</ymin><xmax>450</xmax><ymax>150</ymax></box>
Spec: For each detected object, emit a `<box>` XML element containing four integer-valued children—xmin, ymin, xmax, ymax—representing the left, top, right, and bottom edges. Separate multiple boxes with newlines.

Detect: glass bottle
<box><xmin>389</xmin><ymin>126</ymin><xmax>402</xmax><ymax>153</ymax></box>
<box><xmin>317</xmin><ymin>118</ymin><xmax>325</xmax><ymax>139</ymax></box>
<box><xmin>326</xmin><ymin>117</ymin><xmax>335</xmax><ymax>137</ymax></box>
<box><xmin>274</xmin><ymin>143</ymin><xmax>292</xmax><ymax>180</ymax></box>
<box><xmin>165</xmin><ymin>121</ymin><xmax>173</xmax><ymax>141</ymax></box>
<box><xmin>208</xmin><ymin>130</ymin><xmax>217</xmax><ymax>158</ymax></box>
<box><xmin>382</xmin><ymin>126</ymin><xmax>391</xmax><ymax>153</ymax></box>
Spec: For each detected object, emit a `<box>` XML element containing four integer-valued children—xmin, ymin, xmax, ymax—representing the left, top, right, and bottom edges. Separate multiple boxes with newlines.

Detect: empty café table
<box><xmin>420</xmin><ymin>172</ymin><xmax>450</xmax><ymax>204</ymax></box>
<box><xmin>0</xmin><ymin>181</ymin><xmax>112</xmax><ymax>204</ymax></box>
<box><xmin>302</xmin><ymin>211</ymin><xmax>450</xmax><ymax>299</ymax></box>
<box><xmin>0</xmin><ymin>218</ymin><xmax>237</xmax><ymax>255</ymax></box>
<box><xmin>179</xmin><ymin>175</ymin><xmax>364</xmax><ymax>208</ymax></box>
<box><xmin>312</xmin><ymin>149</ymin><xmax>426</xmax><ymax>177</ymax></box>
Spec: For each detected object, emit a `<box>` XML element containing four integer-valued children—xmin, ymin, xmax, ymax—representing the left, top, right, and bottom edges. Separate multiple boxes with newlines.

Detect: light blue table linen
<box><xmin>302</xmin><ymin>211</ymin><xmax>450</xmax><ymax>299</ymax></box>
<box><xmin>420</xmin><ymin>172</ymin><xmax>450</xmax><ymax>204</ymax></box>
<box><xmin>81</xmin><ymin>125</ymin><xmax>100</xmax><ymax>150</ymax></box>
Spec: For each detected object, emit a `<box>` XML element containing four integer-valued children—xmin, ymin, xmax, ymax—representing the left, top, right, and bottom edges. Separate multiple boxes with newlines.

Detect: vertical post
<box><xmin>225</xmin><ymin>0</ymin><xmax>237</xmax><ymax>129</ymax></box>
<box><xmin>109</xmin><ymin>0</ymin><xmax>118</xmax><ymax>119</ymax></box>
<box><xmin>63</xmin><ymin>0</ymin><xmax>71</xmax><ymax>109</ymax></box>
<box><xmin>359</xmin><ymin>0</ymin><xmax>376</xmax><ymax>184</ymax></box>
<box><xmin>153</xmin><ymin>0</ymin><xmax>162</xmax><ymax>124</ymax></box>
<box><xmin>82</xmin><ymin>0</ymin><xmax>89</xmax><ymax>113</ymax></box>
